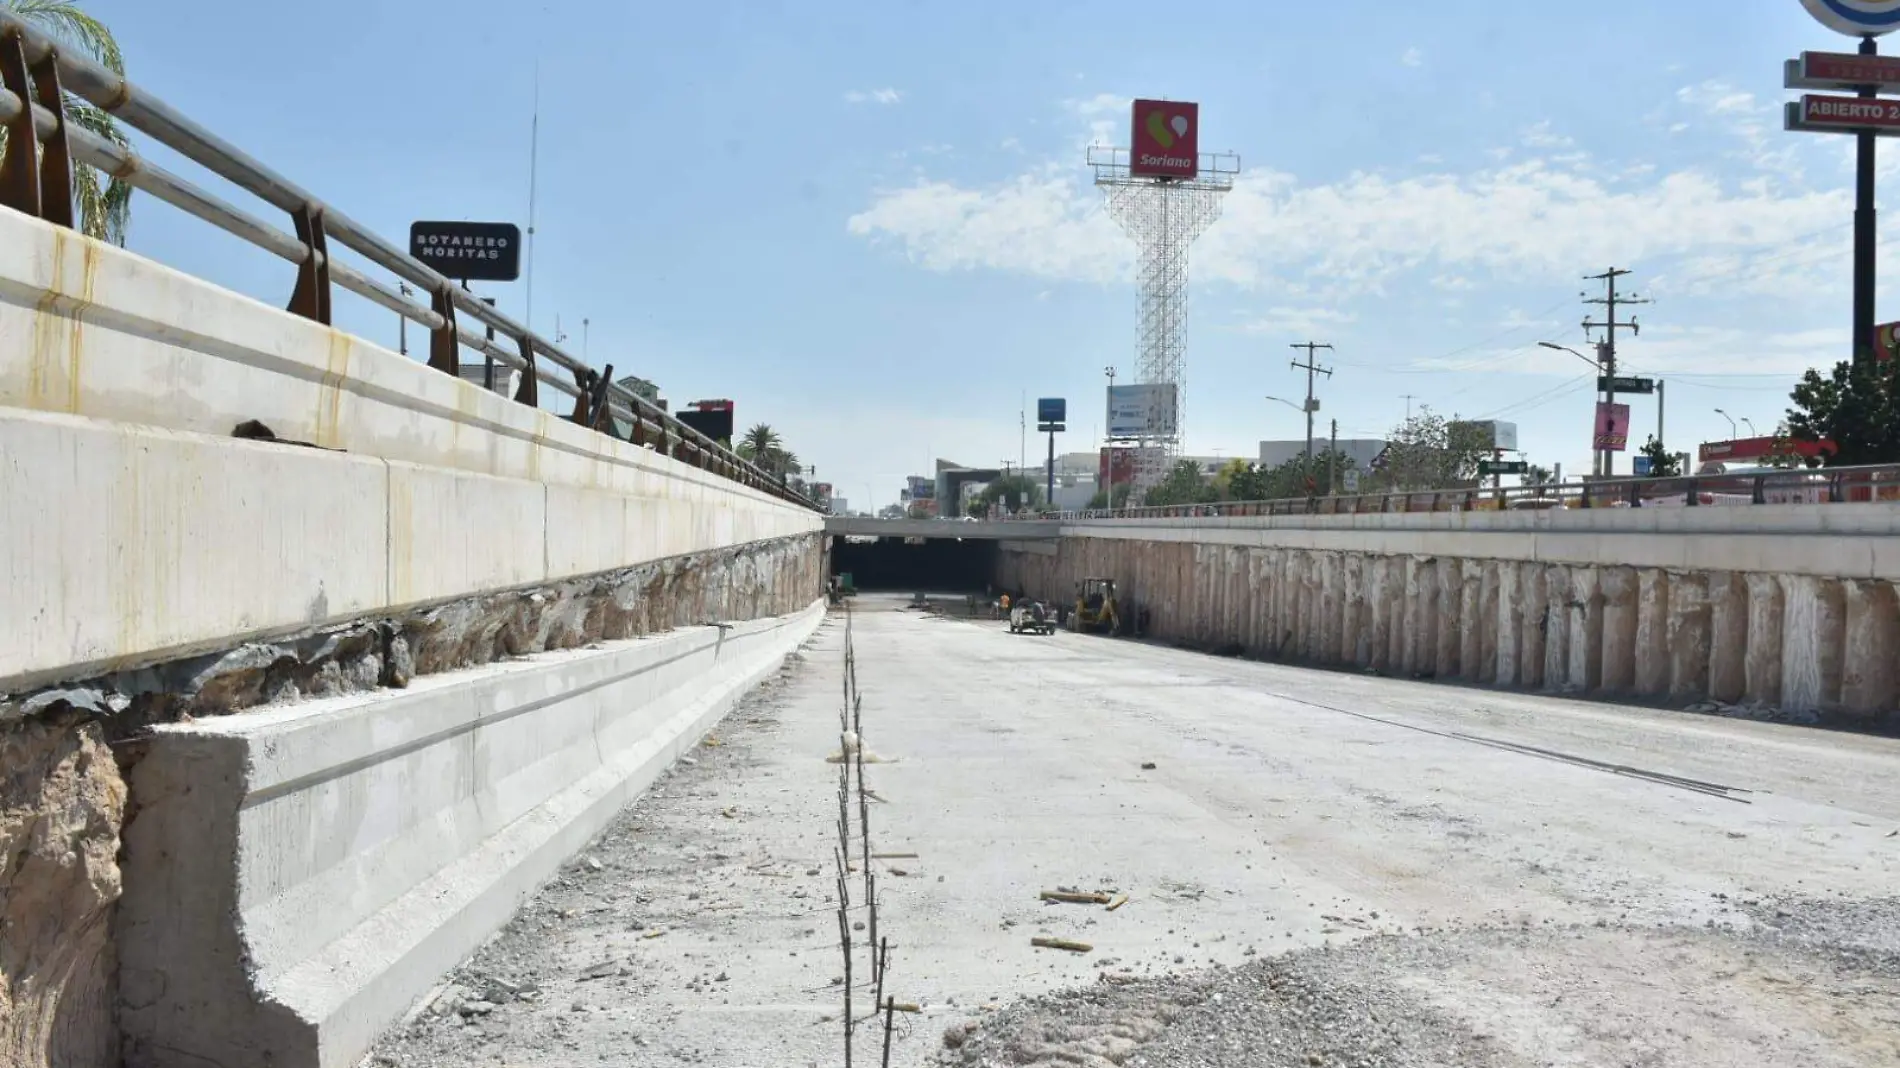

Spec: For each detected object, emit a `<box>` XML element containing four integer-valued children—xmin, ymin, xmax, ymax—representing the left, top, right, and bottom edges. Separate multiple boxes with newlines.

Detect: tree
<box><xmin>1784</xmin><ymin>357</ymin><xmax>1900</xmax><ymax>467</ymax></box>
<box><xmin>1637</xmin><ymin>436</ymin><xmax>1682</xmax><ymax>477</ymax></box>
<box><xmin>1522</xmin><ymin>464</ymin><xmax>1553</xmax><ymax>487</ymax></box>
<box><xmin>0</xmin><ymin>1</ymin><xmax>134</xmax><ymax>244</ymax></box>
<box><xmin>975</xmin><ymin>473</ymin><xmax>1042</xmax><ymax>514</ymax></box>
<box><xmin>735</xmin><ymin>423</ymin><xmax>805</xmax><ymax>478</ymax></box>
<box><xmin>1086</xmin><ymin>483</ymin><xmax>1134</xmax><ymax>509</ymax></box>
<box><xmin>1141</xmin><ymin>459</ymin><xmax>1218</xmax><ymax>507</ymax></box>
<box><xmin>1366</xmin><ymin>407</ymin><xmax>1492</xmax><ymax>491</ymax></box>
<box><xmin>737</xmin><ymin>423</ymin><xmax>781</xmax><ymax>461</ymax></box>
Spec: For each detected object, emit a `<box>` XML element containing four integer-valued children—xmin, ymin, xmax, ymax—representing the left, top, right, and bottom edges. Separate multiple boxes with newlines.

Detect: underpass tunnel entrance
<box><xmin>830</xmin><ymin>536</ymin><xmax>999</xmax><ymax>592</ymax></box>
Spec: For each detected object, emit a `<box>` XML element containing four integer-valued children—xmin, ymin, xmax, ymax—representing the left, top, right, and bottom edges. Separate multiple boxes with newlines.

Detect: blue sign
<box><xmin>1036</xmin><ymin>397</ymin><xmax>1066</xmax><ymax>427</ymax></box>
<box><xmin>1633</xmin><ymin>455</ymin><xmax>1653</xmax><ymax>476</ymax></box>
<box><xmin>1801</xmin><ymin>0</ymin><xmax>1900</xmax><ymax>36</ymax></box>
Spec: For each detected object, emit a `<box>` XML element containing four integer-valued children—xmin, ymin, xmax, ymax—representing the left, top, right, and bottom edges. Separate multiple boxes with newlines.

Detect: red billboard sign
<box><xmin>1099</xmin><ymin>447</ymin><xmax>1136</xmax><ymax>487</ymax></box>
<box><xmin>1593</xmin><ymin>401</ymin><xmax>1630</xmax><ymax>452</ymax></box>
<box><xmin>1875</xmin><ymin>321</ymin><xmax>1900</xmax><ymax>361</ymax></box>
<box><xmin>1795</xmin><ymin>94</ymin><xmax>1900</xmax><ymax>130</ymax></box>
<box><xmin>1697</xmin><ymin>436</ymin><xmax>1835</xmax><ymax>464</ymax></box>
<box><xmin>1796</xmin><ymin>50</ymin><xmax>1900</xmax><ymax>90</ymax></box>
<box><xmin>1129</xmin><ymin>99</ymin><xmax>1199</xmax><ymax>180</ymax></box>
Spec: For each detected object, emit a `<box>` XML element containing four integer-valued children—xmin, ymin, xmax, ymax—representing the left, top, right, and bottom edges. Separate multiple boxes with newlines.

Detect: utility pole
<box><xmin>1289</xmin><ymin>342</ymin><xmax>1334</xmax><ymax>469</ymax></box>
<box><xmin>1656</xmin><ymin>379</ymin><xmax>1665</xmax><ymax>472</ymax></box>
<box><xmin>1328</xmin><ymin>418</ymin><xmax>1339</xmax><ymax>495</ymax></box>
<box><xmin>1400</xmin><ymin>393</ymin><xmax>1418</xmax><ymax>421</ymax></box>
<box><xmin>1581</xmin><ymin>269</ymin><xmax>1648</xmax><ymax>478</ymax></box>
<box><xmin>1856</xmin><ymin>34</ymin><xmax>1878</xmax><ymax>365</ymax></box>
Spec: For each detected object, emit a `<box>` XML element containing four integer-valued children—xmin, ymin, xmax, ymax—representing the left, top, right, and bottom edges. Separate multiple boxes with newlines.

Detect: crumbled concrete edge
<box><xmin>0</xmin><ymin>710</ymin><xmax>127</xmax><ymax>1068</ymax></box>
<box><xmin>0</xmin><ymin>531</ymin><xmax>824</xmax><ymax>745</ymax></box>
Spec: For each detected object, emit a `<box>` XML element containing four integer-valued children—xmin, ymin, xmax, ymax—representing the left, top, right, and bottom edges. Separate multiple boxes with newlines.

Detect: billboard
<box><xmin>1698</xmin><ymin>436</ymin><xmax>1835</xmax><ymax>464</ymax></box>
<box><xmin>677</xmin><ymin>399</ymin><xmax>734</xmax><ymax>443</ymax></box>
<box><xmin>1106</xmin><ymin>383</ymin><xmax>1178</xmax><ymax>439</ymax></box>
<box><xmin>905</xmin><ymin>475</ymin><xmax>935</xmax><ymax>500</ymax></box>
<box><xmin>408</xmin><ymin>221</ymin><xmax>522</xmax><ymax>282</ymax></box>
<box><xmin>1037</xmin><ymin>397</ymin><xmax>1067</xmax><ymax>430</ymax></box>
<box><xmin>1593</xmin><ymin>402</ymin><xmax>1630</xmax><ymax>452</ymax></box>
<box><xmin>1129</xmin><ymin>99</ymin><xmax>1199</xmax><ymax>180</ymax></box>
<box><xmin>811</xmin><ymin>482</ymin><xmax>833</xmax><ymax>502</ymax></box>
<box><xmin>1450</xmin><ymin>419</ymin><xmax>1518</xmax><ymax>451</ymax></box>
<box><xmin>1099</xmin><ymin>447</ymin><xmax>1137</xmax><ymax>488</ymax></box>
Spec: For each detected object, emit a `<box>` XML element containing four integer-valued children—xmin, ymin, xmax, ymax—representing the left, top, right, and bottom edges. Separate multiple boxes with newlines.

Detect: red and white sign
<box><xmin>1593</xmin><ymin>401</ymin><xmax>1630</xmax><ymax>452</ymax></box>
<box><xmin>1874</xmin><ymin>321</ymin><xmax>1900</xmax><ymax>361</ymax></box>
<box><xmin>1129</xmin><ymin>99</ymin><xmax>1199</xmax><ymax>180</ymax></box>
<box><xmin>1098</xmin><ymin>446</ymin><xmax>1136</xmax><ymax>487</ymax></box>
<box><xmin>1697</xmin><ymin>436</ymin><xmax>1836</xmax><ymax>463</ymax></box>
<box><xmin>1796</xmin><ymin>93</ymin><xmax>1900</xmax><ymax>129</ymax></box>
<box><xmin>1794</xmin><ymin>50</ymin><xmax>1900</xmax><ymax>90</ymax></box>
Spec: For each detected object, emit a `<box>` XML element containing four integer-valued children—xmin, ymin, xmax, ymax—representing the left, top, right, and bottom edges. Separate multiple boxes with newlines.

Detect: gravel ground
<box><xmin>939</xmin><ymin>900</ymin><xmax>1900</xmax><ymax>1067</ymax></box>
<box><xmin>366</xmin><ymin>600</ymin><xmax>1900</xmax><ymax>1068</ymax></box>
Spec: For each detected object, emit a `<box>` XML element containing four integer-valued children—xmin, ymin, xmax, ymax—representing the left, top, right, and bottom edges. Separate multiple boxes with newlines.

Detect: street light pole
<box><xmin>1714</xmin><ymin>408</ymin><xmax>1736</xmax><ymax>439</ymax></box>
<box><xmin>1539</xmin><ymin>341</ymin><xmax>1604</xmax><ymax>474</ymax></box>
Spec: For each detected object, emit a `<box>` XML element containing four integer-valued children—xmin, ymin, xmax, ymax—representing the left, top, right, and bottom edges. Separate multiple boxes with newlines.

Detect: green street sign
<box><xmin>1597</xmin><ymin>375</ymin><xmax>1655</xmax><ymax>394</ymax></box>
<box><xmin>1478</xmin><ymin>459</ymin><xmax>1529</xmax><ymax>476</ymax></box>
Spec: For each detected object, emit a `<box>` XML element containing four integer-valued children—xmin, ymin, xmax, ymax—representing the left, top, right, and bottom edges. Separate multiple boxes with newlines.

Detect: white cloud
<box><xmin>845</xmin><ymin>88</ymin><xmax>903</xmax><ymax>105</ymax></box>
<box><xmin>1242</xmin><ymin>306</ymin><xmax>1359</xmax><ymax>336</ymax></box>
<box><xmin>1522</xmin><ymin>120</ymin><xmax>1573</xmax><ymax>149</ymax></box>
<box><xmin>849</xmin><ymin>150</ymin><xmax>1849</xmax><ymax>301</ymax></box>
<box><xmin>1065</xmin><ymin>93</ymin><xmax>1131</xmax><ymax>147</ymax></box>
<box><xmin>1401</xmin><ymin>47</ymin><xmax>1423</xmax><ymax>67</ymax></box>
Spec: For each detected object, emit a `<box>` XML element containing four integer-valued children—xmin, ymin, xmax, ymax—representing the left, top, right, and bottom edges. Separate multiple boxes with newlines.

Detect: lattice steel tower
<box><xmin>1089</xmin><ymin>144</ymin><xmax>1238</xmax><ymax>490</ymax></box>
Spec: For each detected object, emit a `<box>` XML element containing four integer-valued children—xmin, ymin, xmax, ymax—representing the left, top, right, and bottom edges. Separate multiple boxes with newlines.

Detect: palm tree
<box><xmin>737</xmin><ymin>423</ymin><xmax>781</xmax><ymax>462</ymax></box>
<box><xmin>0</xmin><ymin>1</ymin><xmax>133</xmax><ymax>244</ymax></box>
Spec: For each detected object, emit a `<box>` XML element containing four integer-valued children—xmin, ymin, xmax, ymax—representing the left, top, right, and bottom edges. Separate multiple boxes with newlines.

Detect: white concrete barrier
<box><xmin>116</xmin><ymin>600</ymin><xmax>826</xmax><ymax>1068</ymax></box>
<box><xmin>0</xmin><ymin>208</ymin><xmax>820</xmax><ymax>690</ymax></box>
<box><xmin>1064</xmin><ymin>502</ymin><xmax>1900</xmax><ymax>579</ymax></box>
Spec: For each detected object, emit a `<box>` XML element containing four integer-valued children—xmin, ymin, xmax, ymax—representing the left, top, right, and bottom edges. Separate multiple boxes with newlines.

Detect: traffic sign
<box><xmin>1477</xmin><ymin>459</ymin><xmax>1528</xmax><ymax>476</ymax></box>
<box><xmin>1597</xmin><ymin>375</ymin><xmax>1655</xmax><ymax>394</ymax></box>
<box><xmin>1799</xmin><ymin>0</ymin><xmax>1900</xmax><ymax>37</ymax></box>
<box><xmin>1633</xmin><ymin>456</ymin><xmax>1654</xmax><ymax>476</ymax></box>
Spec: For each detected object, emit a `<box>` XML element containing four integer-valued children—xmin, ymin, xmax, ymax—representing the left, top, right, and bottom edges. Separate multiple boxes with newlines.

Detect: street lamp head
<box><xmin>1537</xmin><ymin>341</ymin><xmax>1562</xmax><ymax>351</ymax></box>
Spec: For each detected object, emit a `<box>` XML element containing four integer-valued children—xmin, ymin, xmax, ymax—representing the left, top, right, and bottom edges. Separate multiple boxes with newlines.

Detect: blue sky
<box><xmin>87</xmin><ymin>0</ymin><xmax>1900</xmax><ymax>508</ymax></box>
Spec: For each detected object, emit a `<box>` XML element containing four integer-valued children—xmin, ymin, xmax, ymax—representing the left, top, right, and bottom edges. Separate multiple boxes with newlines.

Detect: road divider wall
<box><xmin>116</xmin><ymin>600</ymin><xmax>825</xmax><ymax>1068</ymax></box>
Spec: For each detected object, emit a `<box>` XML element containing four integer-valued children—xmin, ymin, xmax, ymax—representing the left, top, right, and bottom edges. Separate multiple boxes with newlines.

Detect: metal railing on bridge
<box><xmin>992</xmin><ymin>463</ymin><xmax>1900</xmax><ymax>521</ymax></box>
<box><xmin>0</xmin><ymin>13</ymin><xmax>816</xmax><ymax>510</ymax></box>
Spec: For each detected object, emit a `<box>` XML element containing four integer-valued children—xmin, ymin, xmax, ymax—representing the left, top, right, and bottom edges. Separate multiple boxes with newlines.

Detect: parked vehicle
<box><xmin>1009</xmin><ymin>599</ymin><xmax>1056</xmax><ymax>635</ymax></box>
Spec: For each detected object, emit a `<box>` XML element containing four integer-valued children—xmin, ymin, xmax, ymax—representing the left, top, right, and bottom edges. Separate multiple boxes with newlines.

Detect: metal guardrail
<box><xmin>1009</xmin><ymin>463</ymin><xmax>1900</xmax><ymax>521</ymax></box>
<box><xmin>0</xmin><ymin>14</ymin><xmax>814</xmax><ymax>509</ymax></box>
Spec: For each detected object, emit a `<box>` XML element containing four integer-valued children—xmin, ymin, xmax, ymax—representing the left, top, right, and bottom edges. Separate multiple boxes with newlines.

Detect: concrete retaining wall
<box><xmin>0</xmin><ymin>207</ymin><xmax>818</xmax><ymax>692</ymax></box>
<box><xmin>996</xmin><ymin>509</ymin><xmax>1900</xmax><ymax>724</ymax></box>
<box><xmin>116</xmin><ymin>601</ymin><xmax>825</xmax><ymax>1068</ymax></box>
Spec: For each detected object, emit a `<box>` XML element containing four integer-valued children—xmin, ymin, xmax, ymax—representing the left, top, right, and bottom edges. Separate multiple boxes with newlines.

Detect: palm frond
<box><xmin>7</xmin><ymin>0</ymin><xmax>125</xmax><ymax>73</ymax></box>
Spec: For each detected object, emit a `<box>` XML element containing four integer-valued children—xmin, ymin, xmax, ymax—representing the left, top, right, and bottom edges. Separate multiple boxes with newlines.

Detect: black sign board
<box><xmin>678</xmin><ymin>406</ymin><xmax>734</xmax><ymax>444</ymax></box>
<box><xmin>1036</xmin><ymin>396</ymin><xmax>1067</xmax><ymax>432</ymax></box>
<box><xmin>409</xmin><ymin>221</ymin><xmax>522</xmax><ymax>282</ymax></box>
<box><xmin>1597</xmin><ymin>375</ymin><xmax>1655</xmax><ymax>395</ymax></box>
<box><xmin>1477</xmin><ymin>459</ymin><xmax>1529</xmax><ymax>476</ymax></box>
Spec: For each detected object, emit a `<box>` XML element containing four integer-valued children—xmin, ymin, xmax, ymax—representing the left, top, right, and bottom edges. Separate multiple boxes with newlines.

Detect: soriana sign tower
<box><xmin>1129</xmin><ymin>99</ymin><xmax>1200</xmax><ymax>180</ymax></box>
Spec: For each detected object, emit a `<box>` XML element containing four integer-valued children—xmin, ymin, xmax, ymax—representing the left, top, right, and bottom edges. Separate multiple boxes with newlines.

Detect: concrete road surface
<box><xmin>373</xmin><ymin>594</ymin><xmax>1900</xmax><ymax>1068</ymax></box>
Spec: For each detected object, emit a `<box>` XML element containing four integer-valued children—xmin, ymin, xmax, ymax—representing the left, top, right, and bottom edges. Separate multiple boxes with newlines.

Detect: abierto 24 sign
<box><xmin>409</xmin><ymin>221</ymin><xmax>522</xmax><ymax>282</ymax></box>
<box><xmin>1129</xmin><ymin>100</ymin><xmax>1199</xmax><ymax>180</ymax></box>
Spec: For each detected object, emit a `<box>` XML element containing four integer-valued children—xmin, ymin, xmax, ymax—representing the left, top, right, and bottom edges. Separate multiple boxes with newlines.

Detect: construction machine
<box><xmin>1071</xmin><ymin>577</ymin><xmax>1125</xmax><ymax>635</ymax></box>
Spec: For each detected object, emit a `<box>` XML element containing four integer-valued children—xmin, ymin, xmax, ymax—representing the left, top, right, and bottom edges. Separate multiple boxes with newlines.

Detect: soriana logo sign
<box><xmin>1130</xmin><ymin>99</ymin><xmax>1199</xmax><ymax>179</ymax></box>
